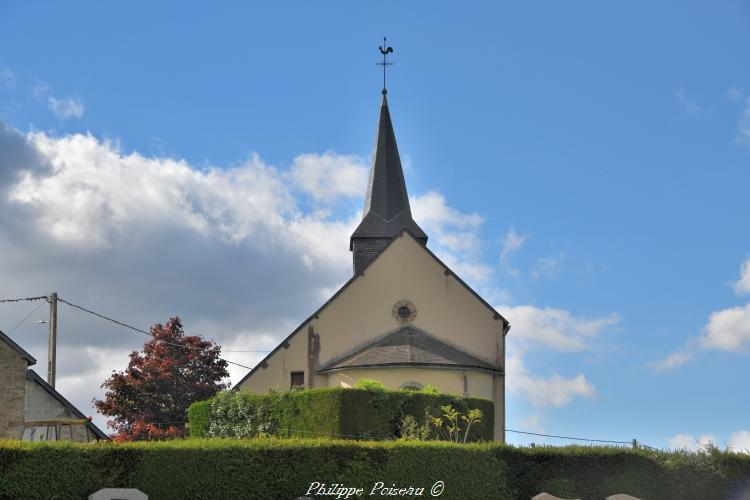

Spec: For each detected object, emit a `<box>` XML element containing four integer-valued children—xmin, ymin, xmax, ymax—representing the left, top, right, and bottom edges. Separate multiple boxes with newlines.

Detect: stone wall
<box><xmin>25</xmin><ymin>378</ymin><xmax>77</xmax><ymax>422</ymax></box>
<box><xmin>0</xmin><ymin>342</ymin><xmax>29</xmax><ymax>439</ymax></box>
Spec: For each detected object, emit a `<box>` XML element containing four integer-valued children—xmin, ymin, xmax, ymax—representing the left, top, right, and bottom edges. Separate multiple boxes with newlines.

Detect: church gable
<box><xmin>313</xmin><ymin>231</ymin><xmax>506</xmax><ymax>374</ymax></box>
<box><xmin>235</xmin><ymin>230</ymin><xmax>507</xmax><ymax>392</ymax></box>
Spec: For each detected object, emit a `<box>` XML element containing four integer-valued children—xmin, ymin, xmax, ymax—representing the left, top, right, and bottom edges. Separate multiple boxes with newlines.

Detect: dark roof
<box><xmin>0</xmin><ymin>328</ymin><xmax>36</xmax><ymax>365</ymax></box>
<box><xmin>318</xmin><ymin>326</ymin><xmax>502</xmax><ymax>374</ymax></box>
<box><xmin>233</xmin><ymin>230</ymin><xmax>510</xmax><ymax>390</ymax></box>
<box><xmin>350</xmin><ymin>93</ymin><xmax>427</xmax><ymax>248</ymax></box>
<box><xmin>25</xmin><ymin>369</ymin><xmax>108</xmax><ymax>440</ymax></box>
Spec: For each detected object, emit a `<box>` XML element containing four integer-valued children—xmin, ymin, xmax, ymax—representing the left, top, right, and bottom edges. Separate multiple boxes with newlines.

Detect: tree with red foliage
<box><xmin>94</xmin><ymin>317</ymin><xmax>229</xmax><ymax>441</ymax></box>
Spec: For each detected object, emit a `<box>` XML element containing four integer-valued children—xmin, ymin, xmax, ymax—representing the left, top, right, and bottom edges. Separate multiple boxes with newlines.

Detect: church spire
<box><xmin>350</xmin><ymin>91</ymin><xmax>428</xmax><ymax>275</ymax></box>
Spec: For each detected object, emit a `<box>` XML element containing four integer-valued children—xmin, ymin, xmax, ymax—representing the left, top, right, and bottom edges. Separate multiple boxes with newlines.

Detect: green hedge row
<box><xmin>1</xmin><ymin>439</ymin><xmax>749</xmax><ymax>499</ymax></box>
<box><xmin>189</xmin><ymin>388</ymin><xmax>494</xmax><ymax>442</ymax></box>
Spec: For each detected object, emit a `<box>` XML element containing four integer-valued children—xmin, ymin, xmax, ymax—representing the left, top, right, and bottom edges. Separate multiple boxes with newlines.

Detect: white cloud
<box><xmin>649</xmin><ymin>348</ymin><xmax>695</xmax><ymax>372</ymax></box>
<box><xmin>502</xmin><ymin>304</ymin><xmax>616</xmax><ymax>424</ymax></box>
<box><xmin>699</xmin><ymin>302</ymin><xmax>750</xmax><ymax>352</ymax></box>
<box><xmin>0</xmin><ymin>126</ymin><xmax>367</xmax><ymax>428</ymax></box>
<box><xmin>666</xmin><ymin>433</ymin><xmax>716</xmax><ymax>451</ymax></box>
<box><xmin>729</xmin><ymin>430</ymin><xmax>750</xmax><ymax>453</ymax></box>
<box><xmin>653</xmin><ymin>257</ymin><xmax>750</xmax><ymax>371</ymax></box>
<box><xmin>412</xmin><ymin>191</ymin><xmax>483</xmax><ymax>253</ymax></box>
<box><xmin>503</xmin><ymin>305</ymin><xmax>619</xmax><ymax>352</ymax></box>
<box><xmin>531</xmin><ymin>253</ymin><xmax>565</xmax><ymax>280</ymax></box>
<box><xmin>507</xmin><ymin>354</ymin><xmax>596</xmax><ymax>408</ymax></box>
<box><xmin>290</xmin><ymin>152</ymin><xmax>367</xmax><ymax>202</ymax></box>
<box><xmin>411</xmin><ymin>191</ymin><xmax>492</xmax><ymax>284</ymax></box>
<box><xmin>48</xmin><ymin>96</ymin><xmax>85</xmax><ymax>120</ymax></box>
<box><xmin>733</xmin><ymin>258</ymin><xmax>750</xmax><ymax>295</ymax></box>
<box><xmin>0</xmin><ymin>67</ymin><xmax>15</xmax><ymax>89</ymax></box>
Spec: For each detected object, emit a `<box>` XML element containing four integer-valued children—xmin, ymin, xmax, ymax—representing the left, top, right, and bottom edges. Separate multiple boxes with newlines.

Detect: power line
<box><xmin>57</xmin><ymin>298</ymin><xmax>270</xmax><ymax>353</ymax></box>
<box><xmin>57</xmin><ymin>297</ymin><xmax>258</xmax><ymax>370</ymax></box>
<box><xmin>506</xmin><ymin>428</ymin><xmax>631</xmax><ymax>445</ymax></box>
<box><xmin>7</xmin><ymin>301</ymin><xmax>46</xmax><ymax>334</ymax></box>
<box><xmin>506</xmin><ymin>429</ymin><xmax>658</xmax><ymax>450</ymax></box>
<box><xmin>0</xmin><ymin>295</ymin><xmax>49</xmax><ymax>304</ymax></box>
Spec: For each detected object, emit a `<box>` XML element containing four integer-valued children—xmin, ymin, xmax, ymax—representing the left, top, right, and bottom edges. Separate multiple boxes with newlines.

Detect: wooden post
<box><xmin>48</xmin><ymin>292</ymin><xmax>57</xmax><ymax>388</ymax></box>
<box><xmin>632</xmin><ymin>438</ymin><xmax>637</xmax><ymax>450</ymax></box>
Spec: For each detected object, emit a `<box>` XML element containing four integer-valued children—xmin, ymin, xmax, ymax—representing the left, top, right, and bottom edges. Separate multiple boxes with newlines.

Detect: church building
<box><xmin>235</xmin><ymin>87</ymin><xmax>510</xmax><ymax>442</ymax></box>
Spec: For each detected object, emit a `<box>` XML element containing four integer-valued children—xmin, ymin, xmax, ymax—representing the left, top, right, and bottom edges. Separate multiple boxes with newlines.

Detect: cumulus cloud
<box><xmin>47</xmin><ymin>96</ymin><xmax>85</xmax><ymax>120</ymax></box>
<box><xmin>506</xmin><ymin>354</ymin><xmax>596</xmax><ymax>408</ymax></box>
<box><xmin>0</xmin><ymin>125</ymin><xmax>366</xmax><ymax>429</ymax></box>
<box><xmin>411</xmin><ymin>191</ymin><xmax>492</xmax><ymax>284</ymax></box>
<box><xmin>734</xmin><ymin>258</ymin><xmax>750</xmax><ymax>295</ymax></box>
<box><xmin>699</xmin><ymin>303</ymin><xmax>750</xmax><ymax>352</ymax></box>
<box><xmin>665</xmin><ymin>430</ymin><xmax>750</xmax><ymax>454</ymax></box>
<box><xmin>667</xmin><ymin>433</ymin><xmax>717</xmax><ymax>451</ymax></box>
<box><xmin>502</xmin><ymin>305</ymin><xmax>619</xmax><ymax>352</ymax></box>
<box><xmin>501</xmin><ymin>305</ymin><xmax>616</xmax><ymax>424</ymax></box>
<box><xmin>653</xmin><ymin>258</ymin><xmax>750</xmax><ymax>371</ymax></box>
<box><xmin>290</xmin><ymin>152</ymin><xmax>368</xmax><ymax>202</ymax></box>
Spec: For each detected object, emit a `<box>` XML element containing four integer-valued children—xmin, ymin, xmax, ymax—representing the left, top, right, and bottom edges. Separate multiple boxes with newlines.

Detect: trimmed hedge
<box><xmin>187</xmin><ymin>400</ymin><xmax>211</xmax><ymax>438</ymax></box>
<box><xmin>189</xmin><ymin>388</ymin><xmax>494</xmax><ymax>441</ymax></box>
<box><xmin>1</xmin><ymin>440</ymin><xmax>750</xmax><ymax>499</ymax></box>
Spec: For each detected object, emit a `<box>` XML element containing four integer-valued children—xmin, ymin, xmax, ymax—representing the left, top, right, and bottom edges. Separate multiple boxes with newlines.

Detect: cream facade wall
<box><xmin>237</xmin><ymin>232</ymin><xmax>507</xmax><ymax>440</ymax></box>
<box><xmin>327</xmin><ymin>368</ymin><xmax>496</xmax><ymax>400</ymax></box>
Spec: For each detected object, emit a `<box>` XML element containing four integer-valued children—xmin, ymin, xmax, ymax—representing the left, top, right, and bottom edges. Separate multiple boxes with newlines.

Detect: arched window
<box><xmin>399</xmin><ymin>381</ymin><xmax>423</xmax><ymax>391</ymax></box>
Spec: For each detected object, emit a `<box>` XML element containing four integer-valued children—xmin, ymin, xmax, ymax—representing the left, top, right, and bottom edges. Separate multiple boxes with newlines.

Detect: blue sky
<box><xmin>1</xmin><ymin>1</ymin><xmax>750</xmax><ymax>450</ymax></box>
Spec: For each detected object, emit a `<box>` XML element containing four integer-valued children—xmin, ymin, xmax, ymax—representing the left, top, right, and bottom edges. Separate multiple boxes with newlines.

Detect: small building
<box><xmin>0</xmin><ymin>329</ymin><xmax>107</xmax><ymax>442</ymax></box>
<box><xmin>235</xmin><ymin>89</ymin><xmax>510</xmax><ymax>441</ymax></box>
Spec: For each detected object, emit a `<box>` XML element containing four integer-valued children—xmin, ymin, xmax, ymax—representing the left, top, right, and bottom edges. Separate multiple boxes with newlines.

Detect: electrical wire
<box><xmin>57</xmin><ymin>297</ymin><xmax>259</xmax><ymax>370</ymax></box>
<box><xmin>7</xmin><ymin>301</ymin><xmax>45</xmax><ymax>334</ymax></box>
<box><xmin>506</xmin><ymin>429</ymin><xmax>658</xmax><ymax>449</ymax></box>
<box><xmin>0</xmin><ymin>295</ymin><xmax>49</xmax><ymax>303</ymax></box>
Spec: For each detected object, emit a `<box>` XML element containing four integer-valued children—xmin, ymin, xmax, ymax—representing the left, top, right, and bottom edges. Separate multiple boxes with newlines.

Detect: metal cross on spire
<box><xmin>377</xmin><ymin>37</ymin><xmax>394</xmax><ymax>95</ymax></box>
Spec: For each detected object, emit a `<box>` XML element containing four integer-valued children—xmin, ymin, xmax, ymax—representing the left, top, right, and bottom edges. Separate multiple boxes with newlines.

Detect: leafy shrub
<box><xmin>420</xmin><ymin>383</ymin><xmax>440</xmax><ymax>394</ymax></box>
<box><xmin>353</xmin><ymin>378</ymin><xmax>386</xmax><ymax>391</ymax></box>
<box><xmin>189</xmin><ymin>387</ymin><xmax>494</xmax><ymax>442</ymax></box>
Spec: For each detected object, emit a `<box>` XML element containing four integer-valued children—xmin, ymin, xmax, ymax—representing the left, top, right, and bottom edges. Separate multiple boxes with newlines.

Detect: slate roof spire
<box><xmin>350</xmin><ymin>92</ymin><xmax>428</xmax><ymax>275</ymax></box>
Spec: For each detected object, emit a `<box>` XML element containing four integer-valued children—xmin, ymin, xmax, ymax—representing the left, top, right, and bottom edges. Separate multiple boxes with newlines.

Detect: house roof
<box><xmin>318</xmin><ymin>326</ymin><xmax>502</xmax><ymax>374</ymax></box>
<box><xmin>0</xmin><ymin>328</ymin><xmax>36</xmax><ymax>365</ymax></box>
<box><xmin>350</xmin><ymin>93</ymin><xmax>427</xmax><ymax>248</ymax></box>
<box><xmin>25</xmin><ymin>369</ymin><xmax>108</xmax><ymax>440</ymax></box>
<box><xmin>233</xmin><ymin>229</ymin><xmax>510</xmax><ymax>390</ymax></box>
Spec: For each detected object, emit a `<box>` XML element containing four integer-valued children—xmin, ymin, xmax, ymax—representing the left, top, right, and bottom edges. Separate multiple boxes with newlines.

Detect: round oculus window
<box><xmin>392</xmin><ymin>300</ymin><xmax>417</xmax><ymax>324</ymax></box>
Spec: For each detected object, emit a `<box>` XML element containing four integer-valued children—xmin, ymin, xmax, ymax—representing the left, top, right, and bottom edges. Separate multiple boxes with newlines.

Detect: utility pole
<box><xmin>48</xmin><ymin>292</ymin><xmax>57</xmax><ymax>388</ymax></box>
